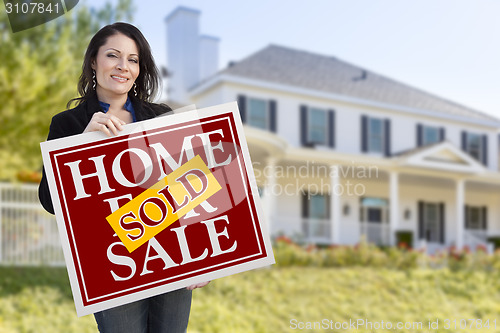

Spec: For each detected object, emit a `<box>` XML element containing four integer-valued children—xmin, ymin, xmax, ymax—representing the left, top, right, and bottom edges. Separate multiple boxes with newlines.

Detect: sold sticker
<box><xmin>106</xmin><ymin>155</ymin><xmax>222</xmax><ymax>252</ymax></box>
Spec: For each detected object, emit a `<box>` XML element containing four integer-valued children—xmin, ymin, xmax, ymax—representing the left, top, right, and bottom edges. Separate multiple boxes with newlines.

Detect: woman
<box><xmin>38</xmin><ymin>22</ymin><xmax>207</xmax><ymax>333</ymax></box>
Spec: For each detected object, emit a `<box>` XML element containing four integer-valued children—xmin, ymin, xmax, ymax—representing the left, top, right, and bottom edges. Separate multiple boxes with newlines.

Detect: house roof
<box><xmin>219</xmin><ymin>44</ymin><xmax>498</xmax><ymax>124</ymax></box>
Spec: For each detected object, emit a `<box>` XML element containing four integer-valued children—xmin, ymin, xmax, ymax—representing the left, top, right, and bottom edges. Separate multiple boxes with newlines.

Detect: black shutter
<box><xmin>301</xmin><ymin>193</ymin><xmax>309</xmax><ymax>218</ymax></box>
<box><xmin>361</xmin><ymin>115</ymin><xmax>368</xmax><ymax>152</ymax></box>
<box><xmin>461</xmin><ymin>131</ymin><xmax>467</xmax><ymax>151</ymax></box>
<box><xmin>439</xmin><ymin>127</ymin><xmax>445</xmax><ymax>142</ymax></box>
<box><xmin>384</xmin><ymin>119</ymin><xmax>391</xmax><ymax>157</ymax></box>
<box><xmin>301</xmin><ymin>193</ymin><xmax>309</xmax><ymax>236</ymax></box>
<box><xmin>325</xmin><ymin>194</ymin><xmax>331</xmax><ymax>219</ymax></box>
<box><xmin>482</xmin><ymin>134</ymin><xmax>488</xmax><ymax>166</ymax></box>
<box><xmin>237</xmin><ymin>95</ymin><xmax>246</xmax><ymax>124</ymax></box>
<box><xmin>328</xmin><ymin>109</ymin><xmax>335</xmax><ymax>148</ymax></box>
<box><xmin>418</xmin><ymin>201</ymin><xmax>424</xmax><ymax>240</ymax></box>
<box><xmin>269</xmin><ymin>100</ymin><xmax>277</xmax><ymax>133</ymax></box>
<box><xmin>300</xmin><ymin>105</ymin><xmax>308</xmax><ymax>146</ymax></box>
<box><xmin>359</xmin><ymin>198</ymin><xmax>364</xmax><ymax>222</ymax></box>
<box><xmin>464</xmin><ymin>205</ymin><xmax>469</xmax><ymax>229</ymax></box>
<box><xmin>482</xmin><ymin>206</ymin><xmax>488</xmax><ymax>230</ymax></box>
<box><xmin>417</xmin><ymin>124</ymin><xmax>423</xmax><ymax>147</ymax></box>
<box><xmin>439</xmin><ymin>202</ymin><xmax>445</xmax><ymax>244</ymax></box>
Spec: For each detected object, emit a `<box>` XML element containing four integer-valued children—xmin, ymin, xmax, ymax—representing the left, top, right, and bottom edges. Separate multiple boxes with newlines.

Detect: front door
<box><xmin>360</xmin><ymin>197</ymin><xmax>389</xmax><ymax>245</ymax></box>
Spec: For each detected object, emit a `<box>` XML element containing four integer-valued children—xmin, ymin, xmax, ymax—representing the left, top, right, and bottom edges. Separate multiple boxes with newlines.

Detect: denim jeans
<box><xmin>94</xmin><ymin>288</ymin><xmax>192</xmax><ymax>333</ymax></box>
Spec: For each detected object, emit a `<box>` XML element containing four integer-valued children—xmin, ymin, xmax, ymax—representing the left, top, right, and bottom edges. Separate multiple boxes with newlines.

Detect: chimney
<box><xmin>199</xmin><ymin>35</ymin><xmax>219</xmax><ymax>82</ymax></box>
<box><xmin>165</xmin><ymin>7</ymin><xmax>219</xmax><ymax>104</ymax></box>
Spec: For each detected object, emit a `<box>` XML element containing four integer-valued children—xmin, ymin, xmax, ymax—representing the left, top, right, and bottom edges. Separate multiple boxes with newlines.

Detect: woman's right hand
<box><xmin>84</xmin><ymin>112</ymin><xmax>126</xmax><ymax>137</ymax></box>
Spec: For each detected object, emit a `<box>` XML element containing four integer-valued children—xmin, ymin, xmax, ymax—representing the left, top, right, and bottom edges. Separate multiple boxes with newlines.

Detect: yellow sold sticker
<box><xmin>106</xmin><ymin>155</ymin><xmax>222</xmax><ymax>253</ymax></box>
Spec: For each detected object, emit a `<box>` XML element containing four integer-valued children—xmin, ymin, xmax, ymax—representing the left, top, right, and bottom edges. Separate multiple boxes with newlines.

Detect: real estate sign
<box><xmin>40</xmin><ymin>102</ymin><xmax>274</xmax><ymax>316</ymax></box>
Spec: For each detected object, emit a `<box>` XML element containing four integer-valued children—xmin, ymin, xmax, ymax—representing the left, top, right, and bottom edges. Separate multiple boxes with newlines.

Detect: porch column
<box><xmin>263</xmin><ymin>158</ymin><xmax>277</xmax><ymax>237</ymax></box>
<box><xmin>389</xmin><ymin>171</ymin><xmax>399</xmax><ymax>246</ymax></box>
<box><xmin>330</xmin><ymin>165</ymin><xmax>340</xmax><ymax>244</ymax></box>
<box><xmin>455</xmin><ymin>178</ymin><xmax>465</xmax><ymax>250</ymax></box>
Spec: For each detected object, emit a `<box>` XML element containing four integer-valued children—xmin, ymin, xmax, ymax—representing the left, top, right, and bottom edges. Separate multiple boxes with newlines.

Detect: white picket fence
<box><xmin>0</xmin><ymin>183</ymin><xmax>64</xmax><ymax>266</ymax></box>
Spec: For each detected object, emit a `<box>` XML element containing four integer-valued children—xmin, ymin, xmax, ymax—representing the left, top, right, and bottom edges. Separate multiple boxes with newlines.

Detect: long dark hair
<box><xmin>68</xmin><ymin>22</ymin><xmax>160</xmax><ymax>107</ymax></box>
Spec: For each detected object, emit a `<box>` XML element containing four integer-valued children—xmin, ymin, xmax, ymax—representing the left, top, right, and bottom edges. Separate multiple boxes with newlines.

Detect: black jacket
<box><xmin>38</xmin><ymin>92</ymin><xmax>171</xmax><ymax>214</ymax></box>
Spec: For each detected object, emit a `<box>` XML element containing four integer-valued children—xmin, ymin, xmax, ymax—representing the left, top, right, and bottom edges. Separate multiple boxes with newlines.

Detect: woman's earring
<box><xmin>92</xmin><ymin>70</ymin><xmax>96</xmax><ymax>90</ymax></box>
<box><xmin>133</xmin><ymin>82</ymin><xmax>137</xmax><ymax>96</ymax></box>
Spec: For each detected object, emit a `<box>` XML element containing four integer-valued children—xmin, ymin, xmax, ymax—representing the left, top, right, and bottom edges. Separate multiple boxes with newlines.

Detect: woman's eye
<box><xmin>129</xmin><ymin>59</ymin><xmax>138</xmax><ymax>63</ymax></box>
<box><xmin>107</xmin><ymin>53</ymin><xmax>117</xmax><ymax>58</ymax></box>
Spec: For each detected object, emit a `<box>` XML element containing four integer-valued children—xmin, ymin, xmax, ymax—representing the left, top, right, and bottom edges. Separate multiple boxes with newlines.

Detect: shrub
<box><xmin>396</xmin><ymin>231</ymin><xmax>413</xmax><ymax>249</ymax></box>
<box><xmin>487</xmin><ymin>237</ymin><xmax>500</xmax><ymax>250</ymax></box>
<box><xmin>273</xmin><ymin>237</ymin><xmax>499</xmax><ymax>272</ymax></box>
<box><xmin>274</xmin><ymin>237</ymin><xmax>420</xmax><ymax>269</ymax></box>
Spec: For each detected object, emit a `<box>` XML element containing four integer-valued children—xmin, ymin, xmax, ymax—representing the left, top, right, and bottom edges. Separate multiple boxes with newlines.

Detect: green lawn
<box><xmin>0</xmin><ymin>266</ymin><xmax>500</xmax><ymax>332</ymax></box>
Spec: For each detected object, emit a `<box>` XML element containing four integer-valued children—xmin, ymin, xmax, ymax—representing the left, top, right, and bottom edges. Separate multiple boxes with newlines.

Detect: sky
<box><xmin>82</xmin><ymin>0</ymin><xmax>500</xmax><ymax>119</ymax></box>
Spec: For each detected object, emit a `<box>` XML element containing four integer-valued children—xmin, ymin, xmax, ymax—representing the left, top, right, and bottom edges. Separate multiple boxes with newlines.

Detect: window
<box><xmin>237</xmin><ymin>95</ymin><xmax>277</xmax><ymax>132</ymax></box>
<box><xmin>368</xmin><ymin>117</ymin><xmax>384</xmax><ymax>153</ymax></box>
<box><xmin>247</xmin><ymin>98</ymin><xmax>268</xmax><ymax>130</ymax></box>
<box><xmin>302</xmin><ymin>193</ymin><xmax>330</xmax><ymax>239</ymax></box>
<box><xmin>423</xmin><ymin>203</ymin><xmax>440</xmax><ymax>243</ymax></box>
<box><xmin>462</xmin><ymin>131</ymin><xmax>487</xmax><ymax>165</ymax></box>
<box><xmin>466</xmin><ymin>133</ymin><xmax>482</xmax><ymax>161</ymax></box>
<box><xmin>308</xmin><ymin>108</ymin><xmax>328</xmax><ymax>145</ymax></box>
<box><xmin>307</xmin><ymin>194</ymin><xmax>328</xmax><ymax>219</ymax></box>
<box><xmin>300</xmin><ymin>105</ymin><xmax>335</xmax><ymax>147</ymax></box>
<box><xmin>361</xmin><ymin>116</ymin><xmax>390</xmax><ymax>155</ymax></box>
<box><xmin>422</xmin><ymin>126</ymin><xmax>440</xmax><ymax>145</ymax></box>
<box><xmin>465</xmin><ymin>206</ymin><xmax>487</xmax><ymax>230</ymax></box>
<box><xmin>418</xmin><ymin>201</ymin><xmax>444</xmax><ymax>243</ymax></box>
<box><xmin>468</xmin><ymin>207</ymin><xmax>482</xmax><ymax>229</ymax></box>
<box><xmin>417</xmin><ymin>124</ymin><xmax>444</xmax><ymax>146</ymax></box>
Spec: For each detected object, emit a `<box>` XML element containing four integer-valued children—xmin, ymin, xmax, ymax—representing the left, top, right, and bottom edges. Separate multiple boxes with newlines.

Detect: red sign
<box><xmin>40</xmin><ymin>102</ymin><xmax>274</xmax><ymax>316</ymax></box>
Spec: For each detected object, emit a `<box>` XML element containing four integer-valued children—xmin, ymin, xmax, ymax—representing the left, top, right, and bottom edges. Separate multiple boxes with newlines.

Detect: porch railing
<box><xmin>272</xmin><ymin>216</ymin><xmax>331</xmax><ymax>244</ymax></box>
<box><xmin>464</xmin><ymin>229</ymin><xmax>494</xmax><ymax>253</ymax></box>
<box><xmin>2</xmin><ymin>182</ymin><xmax>498</xmax><ymax>263</ymax></box>
<box><xmin>0</xmin><ymin>183</ymin><xmax>64</xmax><ymax>266</ymax></box>
<box><xmin>360</xmin><ymin>222</ymin><xmax>390</xmax><ymax>246</ymax></box>
<box><xmin>302</xmin><ymin>218</ymin><xmax>331</xmax><ymax>244</ymax></box>
<box><xmin>417</xmin><ymin>230</ymin><xmax>494</xmax><ymax>254</ymax></box>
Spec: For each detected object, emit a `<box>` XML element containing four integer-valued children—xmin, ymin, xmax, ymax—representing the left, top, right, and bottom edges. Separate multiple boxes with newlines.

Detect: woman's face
<box><xmin>91</xmin><ymin>33</ymin><xmax>140</xmax><ymax>102</ymax></box>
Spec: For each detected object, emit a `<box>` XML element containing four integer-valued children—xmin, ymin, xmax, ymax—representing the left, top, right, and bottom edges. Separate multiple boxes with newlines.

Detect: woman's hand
<box><xmin>84</xmin><ymin>112</ymin><xmax>126</xmax><ymax>137</ymax></box>
<box><xmin>186</xmin><ymin>281</ymin><xmax>210</xmax><ymax>290</ymax></box>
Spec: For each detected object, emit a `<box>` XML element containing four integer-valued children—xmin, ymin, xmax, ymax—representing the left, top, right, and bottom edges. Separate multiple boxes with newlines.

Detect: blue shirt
<box><xmin>99</xmin><ymin>97</ymin><xmax>137</xmax><ymax>122</ymax></box>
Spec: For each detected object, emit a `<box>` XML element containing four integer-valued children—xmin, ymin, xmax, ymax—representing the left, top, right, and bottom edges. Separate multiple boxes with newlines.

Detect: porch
<box><xmin>251</xmin><ymin>140</ymin><xmax>500</xmax><ymax>253</ymax></box>
<box><xmin>272</xmin><ymin>215</ymin><xmax>496</xmax><ymax>253</ymax></box>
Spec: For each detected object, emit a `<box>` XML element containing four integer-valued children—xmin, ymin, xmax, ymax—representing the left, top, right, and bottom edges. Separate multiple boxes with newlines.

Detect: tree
<box><xmin>0</xmin><ymin>0</ymin><xmax>134</xmax><ymax>182</ymax></box>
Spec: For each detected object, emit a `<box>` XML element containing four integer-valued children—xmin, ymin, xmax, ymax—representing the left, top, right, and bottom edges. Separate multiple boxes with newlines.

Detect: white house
<box><xmin>165</xmin><ymin>7</ymin><xmax>500</xmax><ymax>252</ymax></box>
